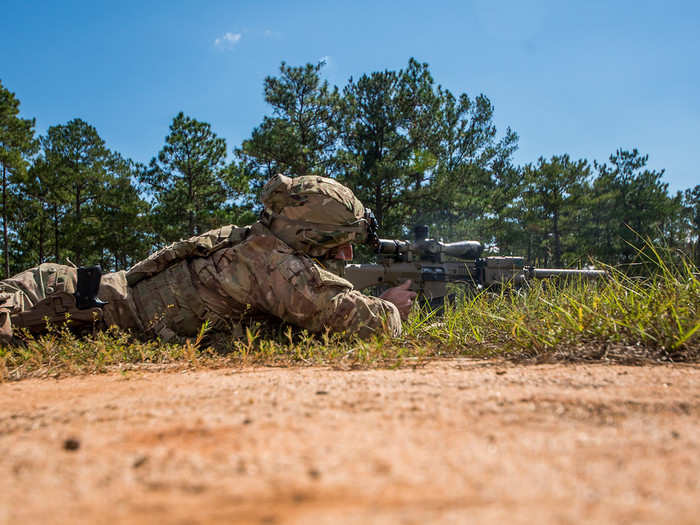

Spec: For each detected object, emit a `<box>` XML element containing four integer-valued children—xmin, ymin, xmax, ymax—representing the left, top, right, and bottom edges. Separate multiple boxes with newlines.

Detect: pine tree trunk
<box><xmin>194</xmin><ymin>202</ymin><xmax>200</xmax><ymax>235</ymax></box>
<box><xmin>2</xmin><ymin>163</ymin><xmax>9</xmax><ymax>278</ymax></box>
<box><xmin>75</xmin><ymin>187</ymin><xmax>82</xmax><ymax>265</ymax></box>
<box><xmin>553</xmin><ymin>211</ymin><xmax>561</xmax><ymax>267</ymax></box>
<box><xmin>54</xmin><ymin>204</ymin><xmax>60</xmax><ymax>262</ymax></box>
<box><xmin>374</xmin><ymin>183</ymin><xmax>383</xmax><ymax>233</ymax></box>
<box><xmin>38</xmin><ymin>210</ymin><xmax>45</xmax><ymax>264</ymax></box>
<box><xmin>188</xmin><ymin>175</ymin><xmax>195</xmax><ymax>237</ymax></box>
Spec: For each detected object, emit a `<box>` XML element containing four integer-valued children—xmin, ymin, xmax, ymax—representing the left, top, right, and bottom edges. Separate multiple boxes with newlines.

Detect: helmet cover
<box><xmin>261</xmin><ymin>174</ymin><xmax>367</xmax><ymax>256</ymax></box>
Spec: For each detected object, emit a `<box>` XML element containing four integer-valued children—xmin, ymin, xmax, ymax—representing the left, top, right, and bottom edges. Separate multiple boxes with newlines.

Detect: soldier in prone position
<box><xmin>0</xmin><ymin>175</ymin><xmax>416</xmax><ymax>343</ymax></box>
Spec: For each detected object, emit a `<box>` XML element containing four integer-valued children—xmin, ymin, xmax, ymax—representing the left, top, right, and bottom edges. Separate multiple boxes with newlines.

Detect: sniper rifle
<box><xmin>344</xmin><ymin>225</ymin><xmax>606</xmax><ymax>307</ymax></box>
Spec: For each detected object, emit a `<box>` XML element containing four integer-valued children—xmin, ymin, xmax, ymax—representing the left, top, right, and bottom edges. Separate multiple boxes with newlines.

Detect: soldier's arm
<box><xmin>233</xmin><ymin>235</ymin><xmax>402</xmax><ymax>338</ymax></box>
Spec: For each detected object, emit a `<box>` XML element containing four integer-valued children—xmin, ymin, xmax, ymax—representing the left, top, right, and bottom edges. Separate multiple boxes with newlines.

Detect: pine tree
<box><xmin>0</xmin><ymin>80</ymin><xmax>38</xmax><ymax>277</ymax></box>
<box><xmin>96</xmin><ymin>155</ymin><xmax>152</xmax><ymax>270</ymax></box>
<box><xmin>337</xmin><ymin>59</ymin><xmax>439</xmax><ymax>236</ymax></box>
<box><xmin>40</xmin><ymin>119</ymin><xmax>112</xmax><ymax>265</ymax></box>
<box><xmin>521</xmin><ymin>155</ymin><xmax>590</xmax><ymax>266</ymax></box>
<box><xmin>236</xmin><ymin>61</ymin><xmax>342</xmax><ymax>200</ymax></box>
<box><xmin>141</xmin><ymin>113</ymin><xmax>231</xmax><ymax>242</ymax></box>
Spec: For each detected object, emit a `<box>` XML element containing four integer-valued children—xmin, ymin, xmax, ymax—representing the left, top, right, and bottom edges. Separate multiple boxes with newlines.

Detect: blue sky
<box><xmin>2</xmin><ymin>0</ymin><xmax>698</xmax><ymax>192</ymax></box>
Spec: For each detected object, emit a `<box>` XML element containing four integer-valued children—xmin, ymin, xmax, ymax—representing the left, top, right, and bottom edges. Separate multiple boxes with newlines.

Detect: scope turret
<box><xmin>414</xmin><ymin>225</ymin><xmax>429</xmax><ymax>241</ymax></box>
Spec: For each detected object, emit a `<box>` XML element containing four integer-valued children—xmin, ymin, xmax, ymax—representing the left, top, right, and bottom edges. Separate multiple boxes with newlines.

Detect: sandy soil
<box><xmin>0</xmin><ymin>360</ymin><xmax>698</xmax><ymax>524</ymax></box>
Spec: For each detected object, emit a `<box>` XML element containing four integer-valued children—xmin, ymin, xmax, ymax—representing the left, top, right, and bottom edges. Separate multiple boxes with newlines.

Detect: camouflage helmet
<box><xmin>261</xmin><ymin>174</ymin><xmax>368</xmax><ymax>256</ymax></box>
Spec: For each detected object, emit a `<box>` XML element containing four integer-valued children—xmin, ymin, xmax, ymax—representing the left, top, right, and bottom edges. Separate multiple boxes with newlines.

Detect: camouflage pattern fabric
<box><xmin>1</xmin><ymin>223</ymin><xmax>401</xmax><ymax>342</ymax></box>
<box><xmin>261</xmin><ymin>174</ymin><xmax>369</xmax><ymax>256</ymax></box>
<box><xmin>0</xmin><ymin>263</ymin><xmax>141</xmax><ymax>339</ymax></box>
<box><xmin>0</xmin><ymin>263</ymin><xmax>79</xmax><ymax>341</ymax></box>
<box><xmin>0</xmin><ymin>305</ymin><xmax>10</xmax><ymax>342</ymax></box>
<box><xmin>262</xmin><ymin>174</ymin><xmax>364</xmax><ymax>225</ymax></box>
<box><xmin>126</xmin><ymin>225</ymin><xmax>250</xmax><ymax>286</ymax></box>
<box><xmin>128</xmin><ymin>222</ymin><xmax>400</xmax><ymax>340</ymax></box>
<box><xmin>0</xmin><ymin>263</ymin><xmax>78</xmax><ymax>311</ymax></box>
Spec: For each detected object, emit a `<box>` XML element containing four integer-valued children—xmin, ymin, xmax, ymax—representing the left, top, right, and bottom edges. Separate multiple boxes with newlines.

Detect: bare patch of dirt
<box><xmin>1</xmin><ymin>360</ymin><xmax>698</xmax><ymax>524</ymax></box>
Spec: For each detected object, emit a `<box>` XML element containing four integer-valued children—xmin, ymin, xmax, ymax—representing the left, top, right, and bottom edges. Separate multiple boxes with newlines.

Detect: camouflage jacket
<box><xmin>1</xmin><ymin>223</ymin><xmax>401</xmax><ymax>341</ymax></box>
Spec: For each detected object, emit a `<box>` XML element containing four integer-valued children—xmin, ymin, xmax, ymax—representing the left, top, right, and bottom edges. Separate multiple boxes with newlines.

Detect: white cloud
<box><xmin>214</xmin><ymin>32</ymin><xmax>242</xmax><ymax>49</ymax></box>
<box><xmin>263</xmin><ymin>29</ymin><xmax>284</xmax><ymax>39</ymax></box>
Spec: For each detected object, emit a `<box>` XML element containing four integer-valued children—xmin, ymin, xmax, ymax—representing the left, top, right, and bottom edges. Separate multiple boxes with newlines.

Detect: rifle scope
<box><xmin>376</xmin><ymin>224</ymin><xmax>484</xmax><ymax>261</ymax></box>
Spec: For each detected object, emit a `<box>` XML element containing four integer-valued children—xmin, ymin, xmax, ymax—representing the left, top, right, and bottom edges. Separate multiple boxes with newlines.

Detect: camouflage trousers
<box><xmin>0</xmin><ymin>264</ymin><xmax>78</xmax><ymax>341</ymax></box>
<box><xmin>0</xmin><ymin>263</ymin><xmax>140</xmax><ymax>341</ymax></box>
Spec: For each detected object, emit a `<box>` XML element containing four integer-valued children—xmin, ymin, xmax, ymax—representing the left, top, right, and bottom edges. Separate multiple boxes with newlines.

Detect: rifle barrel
<box><xmin>529</xmin><ymin>268</ymin><xmax>606</xmax><ymax>279</ymax></box>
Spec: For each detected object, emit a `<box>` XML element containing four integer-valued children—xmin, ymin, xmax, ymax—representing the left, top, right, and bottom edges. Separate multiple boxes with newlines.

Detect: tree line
<box><xmin>1</xmin><ymin>59</ymin><xmax>698</xmax><ymax>278</ymax></box>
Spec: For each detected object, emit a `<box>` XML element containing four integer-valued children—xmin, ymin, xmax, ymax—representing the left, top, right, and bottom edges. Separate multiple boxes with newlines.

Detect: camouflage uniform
<box><xmin>0</xmin><ymin>175</ymin><xmax>401</xmax><ymax>342</ymax></box>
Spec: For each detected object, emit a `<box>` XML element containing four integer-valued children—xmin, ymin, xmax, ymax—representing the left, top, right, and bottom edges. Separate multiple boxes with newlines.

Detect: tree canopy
<box><xmin>1</xmin><ymin>60</ymin><xmax>696</xmax><ymax>273</ymax></box>
<box><xmin>0</xmin><ymin>80</ymin><xmax>38</xmax><ymax>277</ymax></box>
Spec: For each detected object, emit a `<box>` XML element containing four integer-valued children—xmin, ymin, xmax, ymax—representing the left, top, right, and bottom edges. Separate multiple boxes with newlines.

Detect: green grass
<box><xmin>1</xmin><ymin>246</ymin><xmax>698</xmax><ymax>381</ymax></box>
<box><xmin>408</xmin><ymin>242</ymin><xmax>699</xmax><ymax>362</ymax></box>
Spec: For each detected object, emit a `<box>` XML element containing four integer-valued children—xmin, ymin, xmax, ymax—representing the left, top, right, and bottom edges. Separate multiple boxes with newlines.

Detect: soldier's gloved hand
<box><xmin>380</xmin><ymin>280</ymin><xmax>417</xmax><ymax>321</ymax></box>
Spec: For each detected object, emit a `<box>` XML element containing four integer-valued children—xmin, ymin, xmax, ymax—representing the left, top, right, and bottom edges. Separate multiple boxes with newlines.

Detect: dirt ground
<box><xmin>0</xmin><ymin>360</ymin><xmax>698</xmax><ymax>525</ymax></box>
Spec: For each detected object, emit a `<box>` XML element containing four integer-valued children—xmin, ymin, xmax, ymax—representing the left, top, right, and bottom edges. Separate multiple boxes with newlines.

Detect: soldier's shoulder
<box><xmin>127</xmin><ymin>224</ymin><xmax>253</xmax><ymax>286</ymax></box>
<box><xmin>195</xmin><ymin>224</ymin><xmax>251</xmax><ymax>247</ymax></box>
<box><xmin>240</xmin><ymin>222</ymin><xmax>294</xmax><ymax>252</ymax></box>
